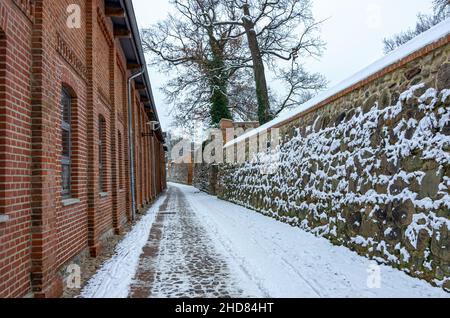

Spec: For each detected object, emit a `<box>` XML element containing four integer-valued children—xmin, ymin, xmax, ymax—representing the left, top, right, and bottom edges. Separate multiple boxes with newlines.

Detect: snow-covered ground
<box><xmin>80</xmin><ymin>194</ymin><xmax>167</xmax><ymax>298</ymax></box>
<box><xmin>80</xmin><ymin>183</ymin><xmax>449</xmax><ymax>298</ymax></box>
<box><xmin>178</xmin><ymin>183</ymin><xmax>448</xmax><ymax>298</ymax></box>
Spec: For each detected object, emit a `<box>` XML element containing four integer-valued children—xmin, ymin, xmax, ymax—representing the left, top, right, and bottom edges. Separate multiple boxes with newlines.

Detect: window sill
<box><xmin>0</xmin><ymin>215</ymin><xmax>10</xmax><ymax>223</ymax></box>
<box><xmin>62</xmin><ymin>198</ymin><xmax>81</xmax><ymax>207</ymax></box>
<box><xmin>119</xmin><ymin>189</ymin><xmax>125</xmax><ymax>193</ymax></box>
<box><xmin>99</xmin><ymin>192</ymin><xmax>109</xmax><ymax>198</ymax></box>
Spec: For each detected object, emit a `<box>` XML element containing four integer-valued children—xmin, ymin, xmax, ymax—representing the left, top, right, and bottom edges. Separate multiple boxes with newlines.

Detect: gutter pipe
<box><xmin>127</xmin><ymin>68</ymin><xmax>145</xmax><ymax>221</ymax></box>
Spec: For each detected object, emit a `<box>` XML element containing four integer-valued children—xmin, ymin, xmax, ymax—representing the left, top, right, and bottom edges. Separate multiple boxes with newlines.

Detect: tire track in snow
<box><xmin>184</xmin><ymin>186</ymin><xmax>321</xmax><ymax>297</ymax></box>
<box><xmin>232</xmin><ymin>212</ymin><xmax>323</xmax><ymax>297</ymax></box>
<box><xmin>176</xmin><ymin>183</ymin><xmax>449</xmax><ymax>298</ymax></box>
<box><xmin>256</xmin><ymin>229</ymin><xmax>324</xmax><ymax>297</ymax></box>
<box><xmin>184</xmin><ymin>189</ymin><xmax>270</xmax><ymax>297</ymax></box>
<box><xmin>196</xmin><ymin>205</ymin><xmax>270</xmax><ymax>297</ymax></box>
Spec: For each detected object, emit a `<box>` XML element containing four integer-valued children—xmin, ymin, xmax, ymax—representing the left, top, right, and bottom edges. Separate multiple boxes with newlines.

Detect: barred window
<box><xmin>61</xmin><ymin>88</ymin><xmax>72</xmax><ymax>198</ymax></box>
<box><xmin>98</xmin><ymin>115</ymin><xmax>106</xmax><ymax>193</ymax></box>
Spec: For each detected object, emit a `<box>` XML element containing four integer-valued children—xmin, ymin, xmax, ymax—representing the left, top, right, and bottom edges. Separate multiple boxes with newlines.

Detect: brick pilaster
<box><xmin>29</xmin><ymin>0</ymin><xmax>62</xmax><ymax>298</ymax></box>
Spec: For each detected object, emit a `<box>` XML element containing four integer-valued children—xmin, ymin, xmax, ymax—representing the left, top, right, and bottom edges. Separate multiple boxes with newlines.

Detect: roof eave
<box><xmin>107</xmin><ymin>0</ymin><xmax>164</xmax><ymax>141</ymax></box>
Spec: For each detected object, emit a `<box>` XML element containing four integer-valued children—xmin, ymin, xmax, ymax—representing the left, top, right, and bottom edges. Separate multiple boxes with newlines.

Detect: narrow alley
<box><xmin>128</xmin><ymin>186</ymin><xmax>248</xmax><ymax>298</ymax></box>
<box><xmin>80</xmin><ymin>184</ymin><xmax>449</xmax><ymax>298</ymax></box>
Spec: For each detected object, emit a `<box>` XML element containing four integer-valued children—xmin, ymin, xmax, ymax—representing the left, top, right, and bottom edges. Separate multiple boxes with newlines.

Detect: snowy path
<box><xmin>81</xmin><ymin>183</ymin><xmax>449</xmax><ymax>298</ymax></box>
<box><xmin>80</xmin><ymin>194</ymin><xmax>167</xmax><ymax>298</ymax></box>
<box><xmin>176</xmin><ymin>183</ymin><xmax>448</xmax><ymax>298</ymax></box>
<box><xmin>128</xmin><ymin>185</ymin><xmax>253</xmax><ymax>298</ymax></box>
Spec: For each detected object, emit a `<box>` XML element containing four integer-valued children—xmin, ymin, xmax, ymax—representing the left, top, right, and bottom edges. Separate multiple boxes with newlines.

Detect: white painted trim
<box><xmin>62</xmin><ymin>198</ymin><xmax>81</xmax><ymax>207</ymax></box>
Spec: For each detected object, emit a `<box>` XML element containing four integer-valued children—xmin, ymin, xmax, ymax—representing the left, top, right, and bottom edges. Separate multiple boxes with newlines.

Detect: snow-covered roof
<box><xmin>224</xmin><ymin>18</ymin><xmax>450</xmax><ymax>148</ymax></box>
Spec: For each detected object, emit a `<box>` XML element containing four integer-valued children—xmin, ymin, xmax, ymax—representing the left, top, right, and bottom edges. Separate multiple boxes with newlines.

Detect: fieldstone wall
<box><xmin>193</xmin><ymin>163</ymin><xmax>219</xmax><ymax>195</ymax></box>
<box><xmin>218</xmin><ymin>41</ymin><xmax>450</xmax><ymax>289</ymax></box>
<box><xmin>192</xmin><ymin>120</ymin><xmax>260</xmax><ymax>195</ymax></box>
<box><xmin>167</xmin><ymin>162</ymin><xmax>193</xmax><ymax>185</ymax></box>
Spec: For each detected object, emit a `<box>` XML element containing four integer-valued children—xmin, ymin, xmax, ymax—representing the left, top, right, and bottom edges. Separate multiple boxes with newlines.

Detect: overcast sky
<box><xmin>132</xmin><ymin>0</ymin><xmax>435</xmax><ymax>131</ymax></box>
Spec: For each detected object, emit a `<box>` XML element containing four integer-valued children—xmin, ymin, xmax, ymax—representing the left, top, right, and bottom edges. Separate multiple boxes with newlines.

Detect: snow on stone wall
<box><xmin>193</xmin><ymin>163</ymin><xmax>219</xmax><ymax>195</ymax></box>
<box><xmin>167</xmin><ymin>162</ymin><xmax>192</xmax><ymax>185</ymax></box>
<box><xmin>218</xmin><ymin>41</ymin><xmax>450</xmax><ymax>290</ymax></box>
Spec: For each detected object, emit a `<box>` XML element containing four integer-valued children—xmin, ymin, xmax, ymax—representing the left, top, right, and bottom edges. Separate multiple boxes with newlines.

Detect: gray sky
<box><xmin>132</xmin><ymin>0</ymin><xmax>435</xmax><ymax>131</ymax></box>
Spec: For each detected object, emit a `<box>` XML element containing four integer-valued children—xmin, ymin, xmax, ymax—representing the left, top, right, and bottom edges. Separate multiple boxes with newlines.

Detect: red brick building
<box><xmin>0</xmin><ymin>0</ymin><xmax>167</xmax><ymax>298</ymax></box>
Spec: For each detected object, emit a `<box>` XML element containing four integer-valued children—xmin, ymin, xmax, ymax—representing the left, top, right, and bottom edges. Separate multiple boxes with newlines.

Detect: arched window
<box><xmin>98</xmin><ymin>115</ymin><xmax>106</xmax><ymax>193</ymax></box>
<box><xmin>61</xmin><ymin>87</ymin><xmax>72</xmax><ymax>198</ymax></box>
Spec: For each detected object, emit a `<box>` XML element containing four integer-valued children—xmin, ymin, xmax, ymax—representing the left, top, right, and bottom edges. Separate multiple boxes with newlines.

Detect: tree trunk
<box><xmin>210</xmin><ymin>76</ymin><xmax>231</xmax><ymax>125</ymax></box>
<box><xmin>242</xmin><ymin>4</ymin><xmax>272</xmax><ymax>124</ymax></box>
<box><xmin>208</xmin><ymin>30</ymin><xmax>232</xmax><ymax>126</ymax></box>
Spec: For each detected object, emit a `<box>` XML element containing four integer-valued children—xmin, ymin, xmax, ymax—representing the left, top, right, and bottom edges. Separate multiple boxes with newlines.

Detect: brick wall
<box><xmin>0</xmin><ymin>0</ymin><xmax>166</xmax><ymax>298</ymax></box>
<box><xmin>0</xmin><ymin>0</ymin><xmax>33</xmax><ymax>298</ymax></box>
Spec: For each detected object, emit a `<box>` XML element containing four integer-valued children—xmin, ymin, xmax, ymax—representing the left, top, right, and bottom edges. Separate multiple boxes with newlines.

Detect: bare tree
<box><xmin>434</xmin><ymin>0</ymin><xmax>450</xmax><ymax>16</ymax></box>
<box><xmin>384</xmin><ymin>0</ymin><xmax>449</xmax><ymax>53</ymax></box>
<box><xmin>212</xmin><ymin>0</ymin><xmax>326</xmax><ymax>124</ymax></box>
<box><xmin>162</xmin><ymin>61</ymin><xmax>259</xmax><ymax>128</ymax></box>
<box><xmin>142</xmin><ymin>0</ymin><xmax>325</xmax><ymax>129</ymax></box>
<box><xmin>228</xmin><ymin>69</ymin><xmax>259</xmax><ymax>121</ymax></box>
<box><xmin>141</xmin><ymin>0</ymin><xmax>240</xmax><ymax>127</ymax></box>
<box><xmin>273</xmin><ymin>61</ymin><xmax>327</xmax><ymax>116</ymax></box>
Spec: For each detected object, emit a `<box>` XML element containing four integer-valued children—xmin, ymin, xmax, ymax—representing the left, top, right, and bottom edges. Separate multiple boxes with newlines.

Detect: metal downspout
<box><xmin>127</xmin><ymin>69</ymin><xmax>145</xmax><ymax>221</ymax></box>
